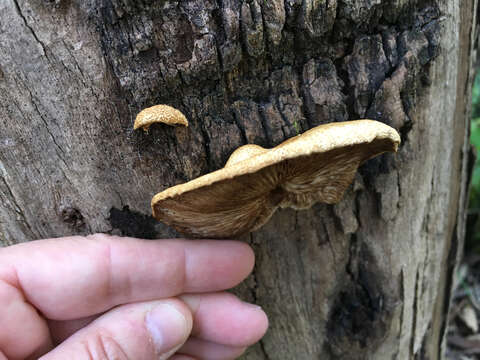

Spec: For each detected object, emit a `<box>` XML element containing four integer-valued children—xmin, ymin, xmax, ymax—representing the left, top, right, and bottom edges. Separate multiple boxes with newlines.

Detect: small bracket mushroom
<box><xmin>134</xmin><ymin>104</ymin><xmax>189</xmax><ymax>131</ymax></box>
<box><xmin>151</xmin><ymin>120</ymin><xmax>400</xmax><ymax>239</ymax></box>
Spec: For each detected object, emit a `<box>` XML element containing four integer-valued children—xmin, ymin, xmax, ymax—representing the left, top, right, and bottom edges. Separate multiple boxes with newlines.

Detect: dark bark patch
<box><xmin>172</xmin><ymin>16</ymin><xmax>195</xmax><ymax>64</ymax></box>
<box><xmin>240</xmin><ymin>0</ymin><xmax>264</xmax><ymax>58</ymax></box>
<box><xmin>232</xmin><ymin>99</ymin><xmax>270</xmax><ymax>146</ymax></box>
<box><xmin>344</xmin><ymin>35</ymin><xmax>390</xmax><ymax>118</ymax></box>
<box><xmin>399</xmin><ymin>118</ymin><xmax>413</xmax><ymax>144</ymax></box>
<box><xmin>359</xmin><ymin>153</ymin><xmax>397</xmax><ymax>191</ymax></box>
<box><xmin>380</xmin><ymin>28</ymin><xmax>399</xmax><ymax>69</ymax></box>
<box><xmin>201</xmin><ymin>114</ymin><xmax>244</xmax><ymax>169</ymax></box>
<box><xmin>302</xmin><ymin>58</ymin><xmax>348</xmax><ymax>125</ymax></box>
<box><xmin>364</xmin><ymin>7</ymin><xmax>442</xmax><ymax>149</ymax></box>
<box><xmin>60</xmin><ymin>206</ymin><xmax>85</xmax><ymax>230</ymax></box>
<box><xmin>108</xmin><ymin>205</ymin><xmax>158</xmax><ymax>239</ymax></box>
<box><xmin>325</xmin><ymin>240</ymin><xmax>391</xmax><ymax>358</ymax></box>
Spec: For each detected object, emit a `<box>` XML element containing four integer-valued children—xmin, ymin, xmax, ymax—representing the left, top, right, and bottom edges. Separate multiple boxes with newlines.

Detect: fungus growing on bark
<box><xmin>134</xmin><ymin>105</ymin><xmax>188</xmax><ymax>131</ymax></box>
<box><xmin>151</xmin><ymin>120</ymin><xmax>400</xmax><ymax>239</ymax></box>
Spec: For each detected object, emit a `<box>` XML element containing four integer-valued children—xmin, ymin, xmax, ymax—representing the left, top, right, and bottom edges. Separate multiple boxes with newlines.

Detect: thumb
<box><xmin>40</xmin><ymin>299</ymin><xmax>192</xmax><ymax>360</ymax></box>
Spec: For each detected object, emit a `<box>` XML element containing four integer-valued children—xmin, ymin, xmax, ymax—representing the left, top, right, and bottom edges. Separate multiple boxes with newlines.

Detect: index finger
<box><xmin>0</xmin><ymin>234</ymin><xmax>254</xmax><ymax>320</ymax></box>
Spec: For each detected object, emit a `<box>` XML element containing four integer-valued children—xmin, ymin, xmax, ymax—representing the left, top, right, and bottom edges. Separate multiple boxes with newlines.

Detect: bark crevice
<box><xmin>12</xmin><ymin>0</ymin><xmax>49</xmax><ymax>58</ymax></box>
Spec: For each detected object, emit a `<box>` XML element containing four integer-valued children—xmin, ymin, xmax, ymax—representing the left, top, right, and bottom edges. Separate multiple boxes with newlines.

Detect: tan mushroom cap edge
<box><xmin>152</xmin><ymin>120</ymin><xmax>401</xmax><ymax>239</ymax></box>
<box><xmin>134</xmin><ymin>104</ymin><xmax>188</xmax><ymax>131</ymax></box>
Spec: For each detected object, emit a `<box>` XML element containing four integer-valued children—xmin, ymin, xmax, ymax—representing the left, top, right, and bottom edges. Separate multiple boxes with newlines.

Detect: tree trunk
<box><xmin>0</xmin><ymin>0</ymin><xmax>476</xmax><ymax>358</ymax></box>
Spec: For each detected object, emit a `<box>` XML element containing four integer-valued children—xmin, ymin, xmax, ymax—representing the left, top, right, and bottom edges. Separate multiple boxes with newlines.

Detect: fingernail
<box><xmin>145</xmin><ymin>303</ymin><xmax>189</xmax><ymax>355</ymax></box>
<box><xmin>243</xmin><ymin>301</ymin><xmax>263</xmax><ymax>310</ymax></box>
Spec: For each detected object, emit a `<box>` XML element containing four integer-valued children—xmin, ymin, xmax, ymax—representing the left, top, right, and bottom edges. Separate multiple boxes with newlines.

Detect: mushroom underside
<box><xmin>152</xmin><ymin>141</ymin><xmax>390</xmax><ymax>238</ymax></box>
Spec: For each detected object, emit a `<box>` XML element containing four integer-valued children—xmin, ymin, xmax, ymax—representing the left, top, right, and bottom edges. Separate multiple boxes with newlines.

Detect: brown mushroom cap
<box><xmin>134</xmin><ymin>105</ymin><xmax>188</xmax><ymax>131</ymax></box>
<box><xmin>152</xmin><ymin>120</ymin><xmax>400</xmax><ymax>239</ymax></box>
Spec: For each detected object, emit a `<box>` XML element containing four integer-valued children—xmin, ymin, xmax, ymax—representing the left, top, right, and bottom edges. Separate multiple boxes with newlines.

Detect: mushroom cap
<box><xmin>134</xmin><ymin>104</ymin><xmax>188</xmax><ymax>131</ymax></box>
<box><xmin>152</xmin><ymin>120</ymin><xmax>400</xmax><ymax>239</ymax></box>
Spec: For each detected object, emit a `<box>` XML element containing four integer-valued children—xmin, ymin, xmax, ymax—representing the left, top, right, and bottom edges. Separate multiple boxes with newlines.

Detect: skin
<box><xmin>0</xmin><ymin>234</ymin><xmax>268</xmax><ymax>359</ymax></box>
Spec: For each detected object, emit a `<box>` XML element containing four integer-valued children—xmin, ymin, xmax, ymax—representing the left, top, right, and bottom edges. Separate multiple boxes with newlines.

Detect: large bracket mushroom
<box><xmin>151</xmin><ymin>120</ymin><xmax>400</xmax><ymax>239</ymax></box>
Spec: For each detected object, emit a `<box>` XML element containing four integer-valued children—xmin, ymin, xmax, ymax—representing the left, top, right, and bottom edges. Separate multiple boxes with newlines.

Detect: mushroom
<box><xmin>151</xmin><ymin>120</ymin><xmax>400</xmax><ymax>239</ymax></box>
<box><xmin>134</xmin><ymin>104</ymin><xmax>188</xmax><ymax>131</ymax></box>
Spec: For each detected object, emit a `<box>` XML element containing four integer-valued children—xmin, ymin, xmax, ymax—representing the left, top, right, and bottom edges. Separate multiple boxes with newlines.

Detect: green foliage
<box><xmin>467</xmin><ymin>74</ymin><xmax>480</xmax><ymax>249</ymax></box>
<box><xmin>473</xmin><ymin>74</ymin><xmax>480</xmax><ymax>119</ymax></box>
<box><xmin>293</xmin><ymin>120</ymin><xmax>300</xmax><ymax>135</ymax></box>
<box><xmin>471</xmin><ymin>122</ymin><xmax>480</xmax><ymax>199</ymax></box>
<box><xmin>470</xmin><ymin>74</ymin><xmax>480</xmax><ymax>207</ymax></box>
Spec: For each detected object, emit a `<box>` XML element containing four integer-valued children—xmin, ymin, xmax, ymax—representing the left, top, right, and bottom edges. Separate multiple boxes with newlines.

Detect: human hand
<box><xmin>0</xmin><ymin>234</ymin><xmax>268</xmax><ymax>359</ymax></box>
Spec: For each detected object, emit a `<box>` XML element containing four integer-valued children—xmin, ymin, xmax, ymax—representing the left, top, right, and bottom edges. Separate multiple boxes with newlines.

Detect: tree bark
<box><xmin>0</xmin><ymin>0</ymin><xmax>476</xmax><ymax>358</ymax></box>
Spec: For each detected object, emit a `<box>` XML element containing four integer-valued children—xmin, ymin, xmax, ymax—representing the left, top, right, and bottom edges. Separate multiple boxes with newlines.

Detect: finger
<box><xmin>0</xmin><ymin>234</ymin><xmax>254</xmax><ymax>320</ymax></box>
<box><xmin>48</xmin><ymin>316</ymin><xmax>98</xmax><ymax>345</ymax></box>
<box><xmin>48</xmin><ymin>293</ymin><xmax>268</xmax><ymax>349</ymax></box>
<box><xmin>179</xmin><ymin>337</ymin><xmax>246</xmax><ymax>360</ymax></box>
<box><xmin>181</xmin><ymin>293</ymin><xmax>269</xmax><ymax>347</ymax></box>
<box><xmin>170</xmin><ymin>356</ymin><xmax>196</xmax><ymax>360</ymax></box>
<box><xmin>50</xmin><ymin>322</ymin><xmax>246</xmax><ymax>359</ymax></box>
<box><xmin>0</xmin><ymin>280</ymin><xmax>52</xmax><ymax>360</ymax></box>
<box><xmin>40</xmin><ymin>299</ymin><xmax>192</xmax><ymax>360</ymax></box>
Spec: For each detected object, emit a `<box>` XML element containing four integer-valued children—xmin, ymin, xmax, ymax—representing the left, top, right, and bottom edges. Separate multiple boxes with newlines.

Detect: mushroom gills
<box><xmin>151</xmin><ymin>120</ymin><xmax>400</xmax><ymax>238</ymax></box>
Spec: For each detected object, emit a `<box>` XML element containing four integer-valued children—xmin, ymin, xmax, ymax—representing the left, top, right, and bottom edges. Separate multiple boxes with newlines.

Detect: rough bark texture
<box><xmin>0</xmin><ymin>0</ymin><xmax>476</xmax><ymax>358</ymax></box>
